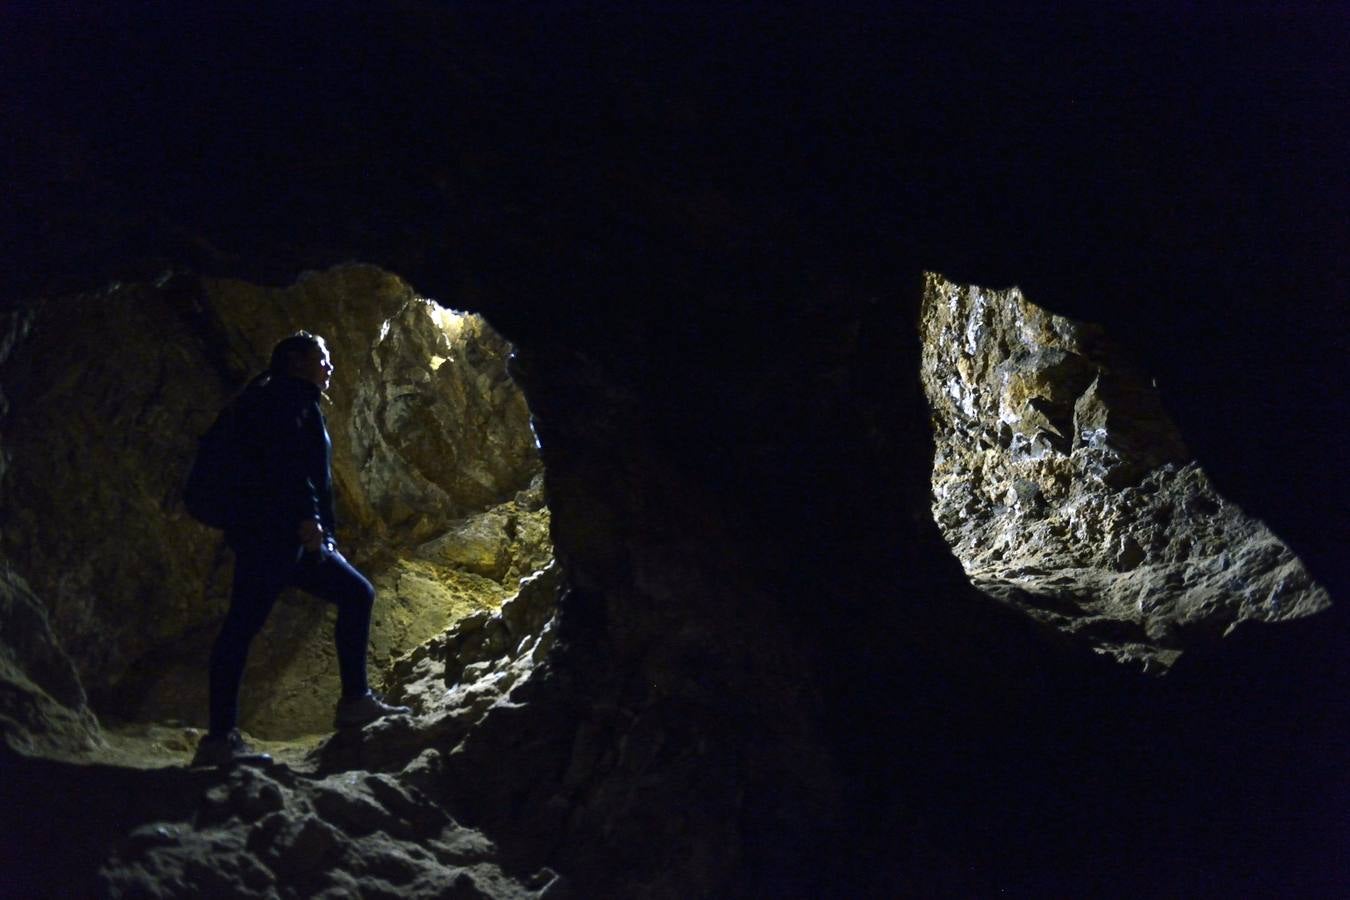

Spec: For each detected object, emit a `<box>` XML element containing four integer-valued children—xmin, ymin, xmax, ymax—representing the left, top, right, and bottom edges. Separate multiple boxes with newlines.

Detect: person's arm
<box><xmin>298</xmin><ymin>517</ymin><xmax>326</xmax><ymax>552</ymax></box>
<box><xmin>315</xmin><ymin>411</ymin><xmax>338</xmax><ymax>546</ymax></box>
<box><xmin>257</xmin><ymin>394</ymin><xmax>324</xmax><ymax>542</ymax></box>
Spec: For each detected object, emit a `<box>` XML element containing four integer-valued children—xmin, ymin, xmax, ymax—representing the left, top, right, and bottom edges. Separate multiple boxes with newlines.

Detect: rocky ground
<box><xmin>4</xmin><ymin>562</ymin><xmax>563</xmax><ymax>898</ymax></box>
<box><xmin>0</xmin><ymin>267</ymin><xmax>567</xmax><ymax>896</ymax></box>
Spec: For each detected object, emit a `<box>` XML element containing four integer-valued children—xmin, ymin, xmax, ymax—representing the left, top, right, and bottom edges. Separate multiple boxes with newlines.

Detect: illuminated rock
<box><xmin>384</xmin><ymin>560</ymin><xmax>561</xmax><ymax>721</ymax></box>
<box><xmin>97</xmin><ymin>764</ymin><xmax>561</xmax><ymax>898</ymax></box>
<box><xmin>920</xmin><ymin>273</ymin><xmax>1331</xmax><ymax>669</ymax></box>
<box><xmin>0</xmin><ymin>266</ymin><xmax>548</xmax><ymax>730</ymax></box>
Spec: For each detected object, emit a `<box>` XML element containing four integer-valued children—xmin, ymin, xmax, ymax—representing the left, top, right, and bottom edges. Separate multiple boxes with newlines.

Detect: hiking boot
<box><xmin>191</xmin><ymin>729</ymin><xmax>272</xmax><ymax>767</ymax></box>
<box><xmin>334</xmin><ymin>691</ymin><xmax>412</xmax><ymax>729</ymax></box>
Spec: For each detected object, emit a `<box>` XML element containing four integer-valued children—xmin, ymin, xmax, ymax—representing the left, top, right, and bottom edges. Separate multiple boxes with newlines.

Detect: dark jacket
<box><xmin>226</xmin><ymin>374</ymin><xmax>335</xmax><ymax>548</ymax></box>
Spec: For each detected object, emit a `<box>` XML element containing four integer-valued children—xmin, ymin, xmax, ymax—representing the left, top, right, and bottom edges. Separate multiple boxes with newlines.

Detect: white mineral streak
<box><xmin>919</xmin><ymin>273</ymin><xmax>1331</xmax><ymax>671</ymax></box>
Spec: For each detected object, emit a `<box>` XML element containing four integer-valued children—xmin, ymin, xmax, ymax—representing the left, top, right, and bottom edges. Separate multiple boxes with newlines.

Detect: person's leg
<box><xmin>207</xmin><ymin>543</ymin><xmax>294</xmax><ymax>737</ymax></box>
<box><xmin>293</xmin><ymin>547</ymin><xmax>411</xmax><ymax>727</ymax></box>
<box><xmin>291</xmin><ymin>547</ymin><xmax>374</xmax><ymax>699</ymax></box>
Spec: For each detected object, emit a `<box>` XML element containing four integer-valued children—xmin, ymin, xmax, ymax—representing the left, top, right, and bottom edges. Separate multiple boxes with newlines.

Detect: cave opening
<box><xmin>918</xmin><ymin>273</ymin><xmax>1330</xmax><ymax>672</ymax></box>
<box><xmin>0</xmin><ymin>263</ymin><xmax>558</xmax><ymax>763</ymax></box>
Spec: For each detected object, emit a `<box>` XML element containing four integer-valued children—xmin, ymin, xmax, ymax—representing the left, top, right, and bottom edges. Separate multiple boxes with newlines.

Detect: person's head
<box><xmin>269</xmin><ymin>331</ymin><xmax>333</xmax><ymax>390</ymax></box>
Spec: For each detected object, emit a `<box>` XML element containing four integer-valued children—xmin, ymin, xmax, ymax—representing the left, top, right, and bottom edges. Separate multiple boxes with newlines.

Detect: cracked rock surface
<box><xmin>98</xmin><ymin>762</ymin><xmax>563</xmax><ymax>899</ymax></box>
<box><xmin>920</xmin><ymin>273</ymin><xmax>1331</xmax><ymax>669</ymax></box>
<box><xmin>52</xmin><ymin>560</ymin><xmax>566</xmax><ymax>899</ymax></box>
<box><xmin>218</xmin><ymin>580</ymin><xmax>580</xmax><ymax>893</ymax></box>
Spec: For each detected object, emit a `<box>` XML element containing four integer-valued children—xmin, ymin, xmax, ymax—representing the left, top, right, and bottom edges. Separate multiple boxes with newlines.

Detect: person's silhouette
<box><xmin>193</xmin><ymin>331</ymin><xmax>409</xmax><ymax>767</ymax></box>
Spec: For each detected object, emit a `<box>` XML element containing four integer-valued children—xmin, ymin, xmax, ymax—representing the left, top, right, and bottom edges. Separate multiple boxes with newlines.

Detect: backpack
<box><xmin>184</xmin><ymin>380</ymin><xmax>262</xmax><ymax>529</ymax></box>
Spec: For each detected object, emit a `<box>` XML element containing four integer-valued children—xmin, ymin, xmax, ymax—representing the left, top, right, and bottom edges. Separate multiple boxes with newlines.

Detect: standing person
<box><xmin>193</xmin><ymin>331</ymin><xmax>409</xmax><ymax>766</ymax></box>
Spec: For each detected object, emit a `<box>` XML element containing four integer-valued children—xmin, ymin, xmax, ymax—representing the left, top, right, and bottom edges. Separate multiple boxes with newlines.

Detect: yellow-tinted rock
<box><xmin>0</xmin><ymin>266</ymin><xmax>551</xmax><ymax>729</ymax></box>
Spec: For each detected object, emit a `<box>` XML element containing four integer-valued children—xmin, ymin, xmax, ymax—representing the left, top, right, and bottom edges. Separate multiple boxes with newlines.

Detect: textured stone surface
<box><xmin>920</xmin><ymin>273</ymin><xmax>1332</xmax><ymax>669</ymax></box>
<box><xmin>302</xmin><ymin>561</ymin><xmax>563</xmax><ymax>777</ymax></box>
<box><xmin>411</xmin><ymin>339</ymin><xmax>856</xmax><ymax>898</ymax></box>
<box><xmin>384</xmin><ymin>560</ymin><xmax>561</xmax><ymax>717</ymax></box>
<box><xmin>343</xmin><ymin>299</ymin><xmax>540</xmax><ymax>546</ymax></box>
<box><xmin>97</xmin><ymin>763</ymin><xmax>563</xmax><ymax>899</ymax></box>
<box><xmin>0</xmin><ymin>266</ymin><xmax>548</xmax><ymax>730</ymax></box>
<box><xmin>4</xmin><ymin>9</ymin><xmax>1345</xmax><ymax>897</ymax></box>
<box><xmin>5</xmin><ymin>252</ymin><xmax>1342</xmax><ymax>900</ymax></box>
<box><xmin>0</xmin><ymin>566</ymin><xmax>101</xmax><ymax>755</ymax></box>
<box><xmin>64</xmin><ymin>562</ymin><xmax>568</xmax><ymax>896</ymax></box>
<box><xmin>1</xmin><ymin>280</ymin><xmax>229</xmax><ymax>701</ymax></box>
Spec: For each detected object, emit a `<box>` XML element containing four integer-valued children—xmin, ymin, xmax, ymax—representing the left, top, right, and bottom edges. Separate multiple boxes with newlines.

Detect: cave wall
<box><xmin>0</xmin><ymin>265</ymin><xmax>545</xmax><ymax>733</ymax></box>
<box><xmin>0</xmin><ymin>567</ymin><xmax>100</xmax><ymax>755</ymax></box>
<box><xmin>921</xmin><ymin>273</ymin><xmax>1331</xmax><ymax>670</ymax></box>
<box><xmin>2</xmin><ymin>4</ymin><xmax>1347</xmax><ymax>897</ymax></box>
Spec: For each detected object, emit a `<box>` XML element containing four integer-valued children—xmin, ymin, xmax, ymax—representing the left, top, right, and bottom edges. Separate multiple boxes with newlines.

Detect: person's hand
<box><xmin>298</xmin><ymin>518</ymin><xmax>325</xmax><ymax>552</ymax></box>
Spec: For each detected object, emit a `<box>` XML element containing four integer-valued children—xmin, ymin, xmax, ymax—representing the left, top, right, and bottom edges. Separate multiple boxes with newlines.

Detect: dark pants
<box><xmin>208</xmin><ymin>542</ymin><xmax>374</xmax><ymax>736</ymax></box>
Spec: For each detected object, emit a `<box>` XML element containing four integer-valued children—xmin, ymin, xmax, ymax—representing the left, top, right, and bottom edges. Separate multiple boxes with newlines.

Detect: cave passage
<box><xmin>919</xmin><ymin>273</ymin><xmax>1330</xmax><ymax>671</ymax></box>
<box><xmin>0</xmin><ymin>265</ymin><xmax>557</xmax><ymax>757</ymax></box>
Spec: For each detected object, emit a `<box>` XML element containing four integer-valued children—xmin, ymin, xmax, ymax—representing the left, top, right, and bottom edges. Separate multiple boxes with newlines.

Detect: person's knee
<box><xmin>310</xmin><ymin>556</ymin><xmax>375</xmax><ymax>612</ymax></box>
<box><xmin>335</xmin><ymin>572</ymin><xmax>374</xmax><ymax>612</ymax></box>
<box><xmin>354</xmin><ymin>579</ymin><xmax>375</xmax><ymax>611</ymax></box>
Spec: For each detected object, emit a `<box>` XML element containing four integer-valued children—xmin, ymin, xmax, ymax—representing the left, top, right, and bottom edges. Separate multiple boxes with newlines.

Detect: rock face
<box><xmin>4</xmin><ymin>7</ymin><xmax>1346</xmax><ymax>898</ymax></box>
<box><xmin>6</xmin><ymin>265</ymin><xmax>1340</xmax><ymax>897</ymax></box>
<box><xmin>343</xmin><ymin>299</ymin><xmax>541</xmax><ymax>547</ymax></box>
<box><xmin>98</xmin><ymin>762</ymin><xmax>562</xmax><ymax>899</ymax></box>
<box><xmin>0</xmin><ymin>266</ymin><xmax>549</xmax><ymax>732</ymax></box>
<box><xmin>0</xmin><ymin>566</ymin><xmax>101</xmax><ymax>755</ymax></box>
<box><xmin>3</xmin><ymin>270</ymin><xmax>1343</xmax><ymax>898</ymax></box>
<box><xmin>383</xmin><ymin>561</ymin><xmax>561</xmax><ymax>720</ymax></box>
<box><xmin>296</xmin><ymin>561</ymin><xmax>564</xmax><ymax>778</ymax></box>
<box><xmin>920</xmin><ymin>273</ymin><xmax>1331</xmax><ymax>669</ymax></box>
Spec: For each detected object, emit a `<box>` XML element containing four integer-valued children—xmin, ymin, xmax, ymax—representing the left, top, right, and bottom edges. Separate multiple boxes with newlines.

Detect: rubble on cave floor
<box><xmin>96</xmin><ymin>761</ymin><xmax>565</xmax><ymax>899</ymax></box>
<box><xmin>9</xmin><ymin>564</ymin><xmax>565</xmax><ymax>898</ymax></box>
<box><xmin>80</xmin><ymin>721</ymin><xmax>325</xmax><ymax>772</ymax></box>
